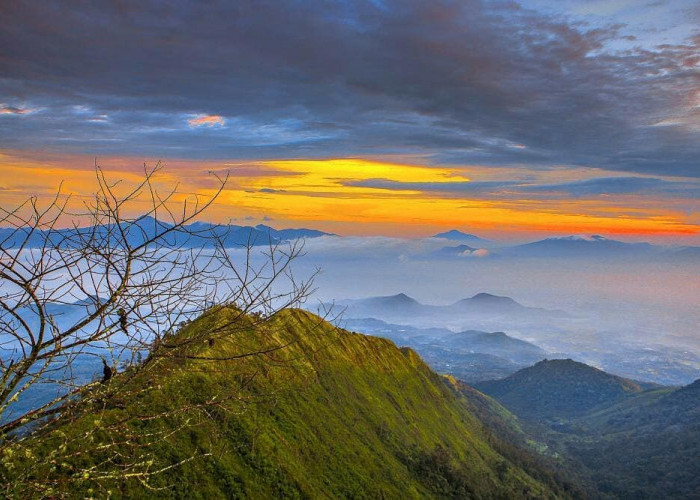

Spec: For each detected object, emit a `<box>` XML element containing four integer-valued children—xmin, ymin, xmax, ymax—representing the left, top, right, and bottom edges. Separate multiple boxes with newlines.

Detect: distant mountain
<box><xmin>340</xmin><ymin>293</ymin><xmax>423</xmax><ymax>316</ymax></box>
<box><xmin>451</xmin><ymin>293</ymin><xmax>523</xmax><ymax>313</ymax></box>
<box><xmin>431</xmin><ymin>244</ymin><xmax>478</xmax><ymax>258</ymax></box>
<box><xmin>0</xmin><ymin>217</ymin><xmax>331</xmax><ymax>249</ymax></box>
<box><xmin>668</xmin><ymin>245</ymin><xmax>700</xmax><ymax>260</ymax></box>
<box><xmin>475</xmin><ymin>359</ymin><xmax>648</xmax><ymax>420</ymax></box>
<box><xmin>449</xmin><ymin>293</ymin><xmax>569</xmax><ymax>320</ymax></box>
<box><xmin>502</xmin><ymin>235</ymin><xmax>657</xmax><ymax>258</ymax></box>
<box><xmin>450</xmin><ymin>330</ymin><xmax>547</xmax><ymax>365</ymax></box>
<box><xmin>433</xmin><ymin>229</ymin><xmax>491</xmax><ymax>245</ymax></box>
<box><xmin>330</xmin><ymin>292</ymin><xmax>567</xmax><ymax>325</ymax></box>
<box><xmin>265</xmin><ymin>225</ymin><xmax>331</xmax><ymax>240</ymax></box>
<box><xmin>340</xmin><ymin>317</ymin><xmax>547</xmax><ymax>382</ymax></box>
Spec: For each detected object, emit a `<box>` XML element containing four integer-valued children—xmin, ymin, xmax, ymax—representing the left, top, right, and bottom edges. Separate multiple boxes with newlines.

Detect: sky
<box><xmin>1</xmin><ymin>0</ymin><xmax>699</xmax><ymax>242</ymax></box>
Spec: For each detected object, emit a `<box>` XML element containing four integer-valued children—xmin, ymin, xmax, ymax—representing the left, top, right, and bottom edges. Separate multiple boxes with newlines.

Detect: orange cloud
<box><xmin>188</xmin><ymin>114</ymin><xmax>225</xmax><ymax>128</ymax></box>
<box><xmin>0</xmin><ymin>105</ymin><xmax>37</xmax><ymax>115</ymax></box>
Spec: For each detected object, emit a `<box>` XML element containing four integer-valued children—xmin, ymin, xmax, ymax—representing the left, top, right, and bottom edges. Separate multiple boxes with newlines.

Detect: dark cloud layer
<box><xmin>0</xmin><ymin>0</ymin><xmax>698</xmax><ymax>177</ymax></box>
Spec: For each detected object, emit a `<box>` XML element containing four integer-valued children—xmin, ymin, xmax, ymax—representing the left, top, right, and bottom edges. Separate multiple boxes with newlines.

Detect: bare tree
<box><xmin>0</xmin><ymin>162</ymin><xmax>314</xmax><ymax>439</ymax></box>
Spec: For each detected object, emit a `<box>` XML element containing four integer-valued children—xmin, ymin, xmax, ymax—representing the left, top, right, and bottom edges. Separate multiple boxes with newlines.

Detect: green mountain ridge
<box><xmin>1</xmin><ymin>308</ymin><xmax>573</xmax><ymax>499</ymax></box>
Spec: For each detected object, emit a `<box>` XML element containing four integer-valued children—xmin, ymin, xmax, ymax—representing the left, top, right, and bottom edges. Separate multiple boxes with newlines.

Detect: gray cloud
<box><xmin>344</xmin><ymin>176</ymin><xmax>700</xmax><ymax>199</ymax></box>
<box><xmin>0</xmin><ymin>1</ymin><xmax>698</xmax><ymax>176</ymax></box>
<box><xmin>523</xmin><ymin>176</ymin><xmax>700</xmax><ymax>197</ymax></box>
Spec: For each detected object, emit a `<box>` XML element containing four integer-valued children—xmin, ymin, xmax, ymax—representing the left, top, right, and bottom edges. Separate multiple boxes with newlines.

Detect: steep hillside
<box><xmin>573</xmin><ymin>381</ymin><xmax>695</xmax><ymax>435</ymax></box>
<box><xmin>0</xmin><ymin>308</ymin><xmax>570</xmax><ymax>499</ymax></box>
<box><xmin>476</xmin><ymin>359</ymin><xmax>646</xmax><ymax>420</ymax></box>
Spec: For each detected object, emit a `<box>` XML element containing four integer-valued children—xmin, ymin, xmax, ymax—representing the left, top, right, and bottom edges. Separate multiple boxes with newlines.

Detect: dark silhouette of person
<box><xmin>101</xmin><ymin>358</ymin><xmax>113</xmax><ymax>383</ymax></box>
<box><xmin>117</xmin><ymin>308</ymin><xmax>128</xmax><ymax>333</ymax></box>
<box><xmin>208</xmin><ymin>338</ymin><xmax>215</xmax><ymax>347</ymax></box>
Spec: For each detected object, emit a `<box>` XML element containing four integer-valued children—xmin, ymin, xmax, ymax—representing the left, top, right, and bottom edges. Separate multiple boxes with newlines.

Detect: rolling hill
<box><xmin>475</xmin><ymin>359</ymin><xmax>648</xmax><ymax>420</ymax></box>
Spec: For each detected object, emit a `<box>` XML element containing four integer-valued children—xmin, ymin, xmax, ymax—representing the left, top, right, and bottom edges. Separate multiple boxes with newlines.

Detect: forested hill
<box><xmin>0</xmin><ymin>308</ymin><xmax>573</xmax><ymax>499</ymax></box>
<box><xmin>476</xmin><ymin>359</ymin><xmax>700</xmax><ymax>498</ymax></box>
<box><xmin>475</xmin><ymin>358</ymin><xmax>649</xmax><ymax>419</ymax></box>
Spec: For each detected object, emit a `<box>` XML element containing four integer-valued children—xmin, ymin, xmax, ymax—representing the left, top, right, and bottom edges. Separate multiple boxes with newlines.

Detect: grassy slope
<box><xmin>2</xmin><ymin>308</ymin><xmax>569</xmax><ymax>499</ymax></box>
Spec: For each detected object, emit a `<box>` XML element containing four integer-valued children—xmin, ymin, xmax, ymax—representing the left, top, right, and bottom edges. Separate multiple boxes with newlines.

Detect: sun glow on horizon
<box><xmin>0</xmin><ymin>151</ymin><xmax>698</xmax><ymax>242</ymax></box>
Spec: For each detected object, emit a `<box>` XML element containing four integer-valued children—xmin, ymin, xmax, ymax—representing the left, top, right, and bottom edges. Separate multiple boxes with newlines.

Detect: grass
<box><xmin>1</xmin><ymin>307</ymin><xmax>569</xmax><ymax>499</ymax></box>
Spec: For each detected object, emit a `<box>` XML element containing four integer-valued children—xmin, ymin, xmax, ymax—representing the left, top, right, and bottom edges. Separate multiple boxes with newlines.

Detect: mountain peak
<box><xmin>433</xmin><ymin>230</ymin><xmax>490</xmax><ymax>244</ymax></box>
<box><xmin>451</xmin><ymin>292</ymin><xmax>524</xmax><ymax>312</ymax></box>
<box><xmin>476</xmin><ymin>358</ymin><xmax>645</xmax><ymax>419</ymax></box>
<box><xmin>548</xmin><ymin>234</ymin><xmax>608</xmax><ymax>242</ymax></box>
<box><xmin>132</xmin><ymin>214</ymin><xmax>174</xmax><ymax>229</ymax></box>
<box><xmin>387</xmin><ymin>292</ymin><xmax>419</xmax><ymax>304</ymax></box>
<box><xmin>470</xmin><ymin>292</ymin><xmax>516</xmax><ymax>304</ymax></box>
<box><xmin>354</xmin><ymin>293</ymin><xmax>422</xmax><ymax>308</ymax></box>
<box><xmin>506</xmin><ymin>234</ymin><xmax>656</xmax><ymax>258</ymax></box>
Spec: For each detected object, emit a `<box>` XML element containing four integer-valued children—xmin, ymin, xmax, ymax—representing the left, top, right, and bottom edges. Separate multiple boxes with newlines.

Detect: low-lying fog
<box><xmin>4</xmin><ymin>234</ymin><xmax>698</xmax><ymax>421</ymax></box>
<box><xmin>279</xmin><ymin>235</ymin><xmax>700</xmax><ymax>385</ymax></box>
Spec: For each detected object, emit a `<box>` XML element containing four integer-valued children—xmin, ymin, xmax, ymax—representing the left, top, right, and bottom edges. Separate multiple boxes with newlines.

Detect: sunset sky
<box><xmin>1</xmin><ymin>1</ymin><xmax>698</xmax><ymax>242</ymax></box>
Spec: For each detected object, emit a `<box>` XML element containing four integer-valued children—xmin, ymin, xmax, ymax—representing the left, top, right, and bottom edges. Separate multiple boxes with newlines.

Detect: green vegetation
<box><xmin>477</xmin><ymin>359</ymin><xmax>700</xmax><ymax>499</ymax></box>
<box><xmin>0</xmin><ymin>308</ymin><xmax>571</xmax><ymax>498</ymax></box>
<box><xmin>562</xmin><ymin>379</ymin><xmax>700</xmax><ymax>499</ymax></box>
<box><xmin>445</xmin><ymin>377</ymin><xmax>588</xmax><ymax>499</ymax></box>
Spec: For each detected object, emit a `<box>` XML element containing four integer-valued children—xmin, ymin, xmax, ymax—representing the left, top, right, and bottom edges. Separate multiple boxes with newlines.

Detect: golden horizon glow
<box><xmin>0</xmin><ymin>151</ymin><xmax>698</xmax><ymax>242</ymax></box>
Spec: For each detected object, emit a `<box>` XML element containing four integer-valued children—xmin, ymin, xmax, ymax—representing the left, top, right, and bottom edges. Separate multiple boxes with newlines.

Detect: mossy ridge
<box><xmin>1</xmin><ymin>307</ymin><xmax>568</xmax><ymax>499</ymax></box>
